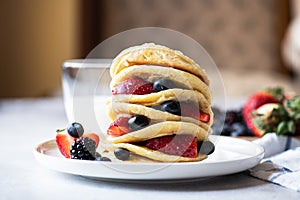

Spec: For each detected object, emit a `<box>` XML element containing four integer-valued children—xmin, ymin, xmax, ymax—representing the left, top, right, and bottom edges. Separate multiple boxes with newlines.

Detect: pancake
<box><xmin>113</xmin><ymin>143</ymin><xmax>208</xmax><ymax>162</ymax></box>
<box><xmin>106</xmin><ymin>43</ymin><xmax>214</xmax><ymax>162</ymax></box>
<box><xmin>110</xmin><ymin>43</ymin><xmax>209</xmax><ymax>85</ymax></box>
<box><xmin>110</xmin><ymin>89</ymin><xmax>211</xmax><ymax>113</ymax></box>
<box><xmin>107</xmin><ymin>101</ymin><xmax>213</xmax><ymax>130</ymax></box>
<box><xmin>107</xmin><ymin>121</ymin><xmax>209</xmax><ymax>144</ymax></box>
<box><xmin>110</xmin><ymin>65</ymin><xmax>211</xmax><ymax>102</ymax></box>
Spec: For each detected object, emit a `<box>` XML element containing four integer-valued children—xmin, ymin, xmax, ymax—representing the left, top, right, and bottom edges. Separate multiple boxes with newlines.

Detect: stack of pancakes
<box><xmin>106</xmin><ymin>43</ymin><xmax>213</xmax><ymax>162</ymax></box>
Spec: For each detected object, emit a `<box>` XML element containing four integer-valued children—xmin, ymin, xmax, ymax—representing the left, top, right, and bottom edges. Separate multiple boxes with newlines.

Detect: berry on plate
<box><xmin>70</xmin><ymin>137</ymin><xmax>96</xmax><ymax>160</ymax></box>
<box><xmin>114</xmin><ymin>147</ymin><xmax>131</xmax><ymax>161</ymax></box>
<box><xmin>67</xmin><ymin>122</ymin><xmax>84</xmax><ymax>138</ymax></box>
<box><xmin>56</xmin><ymin>132</ymin><xmax>75</xmax><ymax>158</ymax></box>
<box><xmin>198</xmin><ymin>140</ymin><xmax>215</xmax><ymax>155</ymax></box>
<box><xmin>56</xmin><ymin>130</ymin><xmax>99</xmax><ymax>159</ymax></box>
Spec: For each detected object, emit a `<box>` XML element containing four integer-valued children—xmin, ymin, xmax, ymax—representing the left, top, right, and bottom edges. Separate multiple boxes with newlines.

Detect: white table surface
<box><xmin>1</xmin><ymin>97</ymin><xmax>300</xmax><ymax>200</ymax></box>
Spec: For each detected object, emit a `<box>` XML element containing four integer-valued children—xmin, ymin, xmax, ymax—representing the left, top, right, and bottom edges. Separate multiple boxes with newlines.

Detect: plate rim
<box><xmin>33</xmin><ymin>135</ymin><xmax>264</xmax><ymax>180</ymax></box>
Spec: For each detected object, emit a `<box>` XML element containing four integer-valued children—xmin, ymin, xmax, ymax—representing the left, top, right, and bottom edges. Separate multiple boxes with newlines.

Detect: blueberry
<box><xmin>95</xmin><ymin>152</ymin><xmax>102</xmax><ymax>158</ymax></box>
<box><xmin>231</xmin><ymin>122</ymin><xmax>247</xmax><ymax>137</ymax></box>
<box><xmin>128</xmin><ymin>115</ymin><xmax>149</xmax><ymax>131</ymax></box>
<box><xmin>67</xmin><ymin>122</ymin><xmax>84</xmax><ymax>138</ymax></box>
<box><xmin>96</xmin><ymin>157</ymin><xmax>111</xmax><ymax>162</ymax></box>
<box><xmin>153</xmin><ymin>79</ymin><xmax>175</xmax><ymax>92</ymax></box>
<box><xmin>198</xmin><ymin>141</ymin><xmax>215</xmax><ymax>155</ymax></box>
<box><xmin>114</xmin><ymin>148</ymin><xmax>130</xmax><ymax>161</ymax></box>
<box><xmin>161</xmin><ymin>101</ymin><xmax>181</xmax><ymax>115</ymax></box>
<box><xmin>221</xmin><ymin>123</ymin><xmax>233</xmax><ymax>136</ymax></box>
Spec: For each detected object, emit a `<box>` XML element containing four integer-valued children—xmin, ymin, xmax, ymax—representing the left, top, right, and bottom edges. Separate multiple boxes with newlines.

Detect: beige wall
<box><xmin>101</xmin><ymin>0</ymin><xmax>282</xmax><ymax>74</ymax></box>
<box><xmin>0</xmin><ymin>0</ymin><xmax>80</xmax><ymax>97</ymax></box>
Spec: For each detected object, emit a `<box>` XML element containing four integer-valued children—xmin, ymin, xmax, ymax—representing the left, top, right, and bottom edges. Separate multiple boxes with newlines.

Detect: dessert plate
<box><xmin>33</xmin><ymin>136</ymin><xmax>264</xmax><ymax>181</ymax></box>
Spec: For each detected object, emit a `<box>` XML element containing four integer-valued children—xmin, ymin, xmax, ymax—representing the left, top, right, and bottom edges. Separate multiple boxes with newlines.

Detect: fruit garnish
<box><xmin>199</xmin><ymin>112</ymin><xmax>210</xmax><ymax>123</ymax></box>
<box><xmin>112</xmin><ymin>77</ymin><xmax>153</xmax><ymax>95</ymax></box>
<box><xmin>128</xmin><ymin>115</ymin><xmax>149</xmax><ymax>131</ymax></box>
<box><xmin>107</xmin><ymin>117</ymin><xmax>130</xmax><ymax>137</ymax></box>
<box><xmin>67</xmin><ymin>122</ymin><xmax>84</xmax><ymax>138</ymax></box>
<box><xmin>180</xmin><ymin>103</ymin><xmax>210</xmax><ymax>123</ymax></box>
<box><xmin>56</xmin><ymin>130</ymin><xmax>100</xmax><ymax>158</ymax></box>
<box><xmin>114</xmin><ymin>147</ymin><xmax>130</xmax><ymax>161</ymax></box>
<box><xmin>94</xmin><ymin>152</ymin><xmax>111</xmax><ymax>162</ymax></box>
<box><xmin>198</xmin><ymin>141</ymin><xmax>215</xmax><ymax>155</ymax></box>
<box><xmin>85</xmin><ymin>133</ymin><xmax>100</xmax><ymax>146</ymax></box>
<box><xmin>157</xmin><ymin>101</ymin><xmax>211</xmax><ymax>123</ymax></box>
<box><xmin>153</xmin><ymin>79</ymin><xmax>176</xmax><ymax>92</ymax></box>
<box><xmin>161</xmin><ymin>100</ymin><xmax>181</xmax><ymax>115</ymax></box>
<box><xmin>56</xmin><ymin>132</ymin><xmax>75</xmax><ymax>158</ymax></box>
<box><xmin>179</xmin><ymin>102</ymin><xmax>195</xmax><ymax>118</ymax></box>
<box><xmin>96</xmin><ymin>157</ymin><xmax>112</xmax><ymax>162</ymax></box>
<box><xmin>70</xmin><ymin>137</ymin><xmax>96</xmax><ymax>160</ymax></box>
<box><xmin>144</xmin><ymin>135</ymin><xmax>198</xmax><ymax>158</ymax></box>
<box><xmin>242</xmin><ymin>87</ymin><xmax>283</xmax><ymax>137</ymax></box>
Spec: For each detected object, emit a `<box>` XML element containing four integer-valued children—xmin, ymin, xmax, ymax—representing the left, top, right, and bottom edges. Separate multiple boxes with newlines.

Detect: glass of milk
<box><xmin>62</xmin><ymin>59</ymin><xmax>112</xmax><ymax>133</ymax></box>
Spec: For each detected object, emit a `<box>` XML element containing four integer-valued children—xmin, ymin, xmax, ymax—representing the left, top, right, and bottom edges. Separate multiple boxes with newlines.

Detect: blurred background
<box><xmin>1</xmin><ymin>0</ymin><xmax>300</xmax><ymax>98</ymax></box>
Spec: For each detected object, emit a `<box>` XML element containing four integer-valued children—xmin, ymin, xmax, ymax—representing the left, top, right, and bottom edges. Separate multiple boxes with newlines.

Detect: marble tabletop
<box><xmin>1</xmin><ymin>98</ymin><xmax>299</xmax><ymax>200</ymax></box>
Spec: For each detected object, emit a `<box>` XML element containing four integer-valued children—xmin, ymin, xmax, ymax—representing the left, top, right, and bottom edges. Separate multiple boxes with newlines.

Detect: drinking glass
<box><xmin>62</xmin><ymin>59</ymin><xmax>112</xmax><ymax>132</ymax></box>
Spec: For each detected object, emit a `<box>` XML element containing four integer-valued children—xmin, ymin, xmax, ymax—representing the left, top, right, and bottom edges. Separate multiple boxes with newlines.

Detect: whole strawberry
<box><xmin>242</xmin><ymin>87</ymin><xmax>284</xmax><ymax>137</ymax></box>
<box><xmin>251</xmin><ymin>96</ymin><xmax>300</xmax><ymax>136</ymax></box>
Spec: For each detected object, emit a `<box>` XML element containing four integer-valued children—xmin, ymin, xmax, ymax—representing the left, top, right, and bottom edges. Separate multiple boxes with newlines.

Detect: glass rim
<box><xmin>62</xmin><ymin>58</ymin><xmax>113</xmax><ymax>69</ymax></box>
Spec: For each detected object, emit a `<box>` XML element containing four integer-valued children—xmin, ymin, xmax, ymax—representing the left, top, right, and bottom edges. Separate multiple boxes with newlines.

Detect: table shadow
<box><xmin>55</xmin><ymin>171</ymin><xmax>267</xmax><ymax>192</ymax></box>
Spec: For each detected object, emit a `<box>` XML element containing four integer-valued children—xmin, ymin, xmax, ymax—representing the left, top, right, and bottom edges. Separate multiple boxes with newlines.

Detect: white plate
<box><xmin>33</xmin><ymin>136</ymin><xmax>264</xmax><ymax>181</ymax></box>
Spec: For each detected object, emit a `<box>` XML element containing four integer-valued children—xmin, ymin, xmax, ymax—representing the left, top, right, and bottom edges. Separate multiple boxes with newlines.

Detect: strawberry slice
<box><xmin>112</xmin><ymin>77</ymin><xmax>153</xmax><ymax>95</ymax></box>
<box><xmin>199</xmin><ymin>112</ymin><xmax>210</xmax><ymax>123</ymax></box>
<box><xmin>107</xmin><ymin>117</ymin><xmax>130</xmax><ymax>137</ymax></box>
<box><xmin>180</xmin><ymin>103</ymin><xmax>210</xmax><ymax>123</ymax></box>
<box><xmin>56</xmin><ymin>132</ymin><xmax>99</xmax><ymax>158</ymax></box>
<box><xmin>85</xmin><ymin>133</ymin><xmax>100</xmax><ymax>147</ymax></box>
<box><xmin>144</xmin><ymin>135</ymin><xmax>198</xmax><ymax>158</ymax></box>
<box><xmin>56</xmin><ymin>133</ymin><xmax>75</xmax><ymax>158</ymax></box>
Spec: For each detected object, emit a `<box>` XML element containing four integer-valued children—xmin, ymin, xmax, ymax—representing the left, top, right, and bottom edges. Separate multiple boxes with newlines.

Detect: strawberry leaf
<box><xmin>265</xmin><ymin>87</ymin><xmax>285</xmax><ymax>102</ymax></box>
<box><xmin>287</xmin><ymin>120</ymin><xmax>296</xmax><ymax>133</ymax></box>
<box><xmin>277</xmin><ymin>121</ymin><xmax>288</xmax><ymax>135</ymax></box>
<box><xmin>56</xmin><ymin>128</ymin><xmax>66</xmax><ymax>133</ymax></box>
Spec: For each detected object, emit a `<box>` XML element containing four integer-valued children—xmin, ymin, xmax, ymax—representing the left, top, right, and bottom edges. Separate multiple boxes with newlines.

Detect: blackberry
<box><xmin>212</xmin><ymin>107</ymin><xmax>254</xmax><ymax>137</ymax></box>
<box><xmin>70</xmin><ymin>137</ymin><xmax>96</xmax><ymax>160</ymax></box>
<box><xmin>225</xmin><ymin>109</ymin><xmax>244</xmax><ymax>124</ymax></box>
